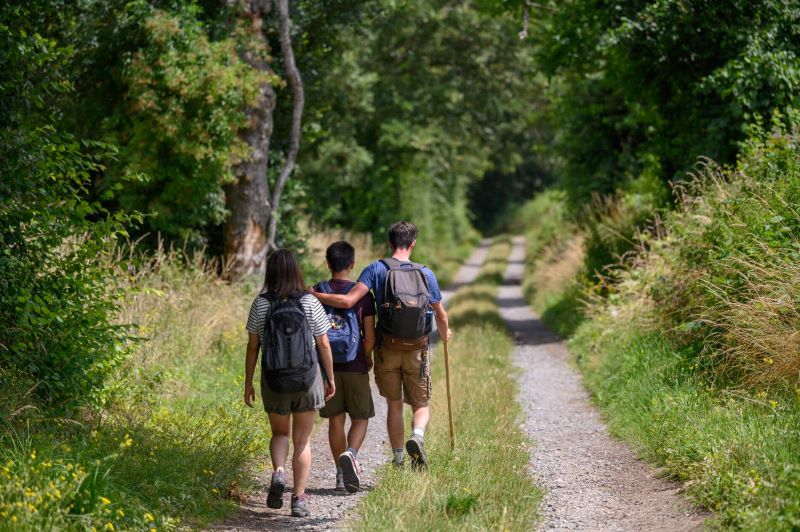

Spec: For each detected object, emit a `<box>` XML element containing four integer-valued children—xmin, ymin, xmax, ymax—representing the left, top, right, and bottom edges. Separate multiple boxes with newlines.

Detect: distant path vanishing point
<box><xmin>212</xmin><ymin>239</ymin><xmax>492</xmax><ymax>531</ymax></box>
<box><xmin>499</xmin><ymin>235</ymin><xmax>706</xmax><ymax>531</ymax></box>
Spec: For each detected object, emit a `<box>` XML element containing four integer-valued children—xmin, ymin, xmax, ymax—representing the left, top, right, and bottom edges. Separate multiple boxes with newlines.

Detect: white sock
<box><xmin>412</xmin><ymin>427</ymin><xmax>425</xmax><ymax>439</ymax></box>
<box><xmin>392</xmin><ymin>448</ymin><xmax>404</xmax><ymax>464</ymax></box>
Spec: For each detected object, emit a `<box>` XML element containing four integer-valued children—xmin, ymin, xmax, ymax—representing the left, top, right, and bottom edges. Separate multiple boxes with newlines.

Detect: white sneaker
<box><xmin>338</xmin><ymin>451</ymin><xmax>361</xmax><ymax>493</ymax></box>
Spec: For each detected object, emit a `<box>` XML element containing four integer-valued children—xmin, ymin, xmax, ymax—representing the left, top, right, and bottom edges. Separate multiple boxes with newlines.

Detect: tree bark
<box><xmin>224</xmin><ymin>0</ymin><xmax>276</xmax><ymax>280</ymax></box>
<box><xmin>266</xmin><ymin>0</ymin><xmax>305</xmax><ymax>250</ymax></box>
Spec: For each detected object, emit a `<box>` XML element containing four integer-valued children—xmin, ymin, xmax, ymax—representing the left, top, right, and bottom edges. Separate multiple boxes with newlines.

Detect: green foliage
<box><xmin>534</xmin><ymin>0</ymin><xmax>800</xmax><ymax>213</ymax></box>
<box><xmin>522</xmin><ymin>121</ymin><xmax>800</xmax><ymax>530</ymax></box>
<box><xmin>0</xmin><ymin>2</ymin><xmax>134</xmax><ymax>410</ymax></box>
<box><xmin>69</xmin><ymin>1</ymin><xmax>275</xmax><ymax>244</ymax></box>
<box><xmin>297</xmin><ymin>0</ymin><xmax>542</xmax><ymax>267</ymax></box>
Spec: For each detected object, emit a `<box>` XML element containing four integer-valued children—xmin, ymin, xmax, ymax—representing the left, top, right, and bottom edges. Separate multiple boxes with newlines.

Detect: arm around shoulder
<box><xmin>313</xmin><ymin>281</ymin><xmax>370</xmax><ymax>309</ymax></box>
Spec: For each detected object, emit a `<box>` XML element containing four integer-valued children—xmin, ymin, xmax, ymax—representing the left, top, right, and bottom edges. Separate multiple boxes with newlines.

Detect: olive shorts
<box><xmin>319</xmin><ymin>372</ymin><xmax>375</xmax><ymax>419</ymax></box>
<box><xmin>374</xmin><ymin>346</ymin><xmax>431</xmax><ymax>408</ymax></box>
<box><xmin>260</xmin><ymin>366</ymin><xmax>325</xmax><ymax>415</ymax></box>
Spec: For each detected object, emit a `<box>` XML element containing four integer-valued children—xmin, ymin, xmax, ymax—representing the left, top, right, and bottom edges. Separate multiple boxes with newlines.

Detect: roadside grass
<box><xmin>570</xmin><ymin>321</ymin><xmax>800</xmax><ymax>530</ymax></box>
<box><xmin>354</xmin><ymin>236</ymin><xmax>542</xmax><ymax>531</ymax></box>
<box><xmin>0</xmin><ymin>249</ymin><xmax>268</xmax><ymax>530</ymax></box>
<box><xmin>516</xmin><ymin>134</ymin><xmax>800</xmax><ymax>530</ymax></box>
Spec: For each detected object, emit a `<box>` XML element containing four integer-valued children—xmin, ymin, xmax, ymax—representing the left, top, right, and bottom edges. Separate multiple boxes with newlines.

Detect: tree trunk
<box><xmin>224</xmin><ymin>1</ymin><xmax>276</xmax><ymax>280</ymax></box>
<box><xmin>266</xmin><ymin>0</ymin><xmax>305</xmax><ymax>250</ymax></box>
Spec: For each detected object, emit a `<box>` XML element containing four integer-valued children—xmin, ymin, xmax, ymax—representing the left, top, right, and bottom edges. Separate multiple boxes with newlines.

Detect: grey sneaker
<box><xmin>405</xmin><ymin>435</ymin><xmax>427</xmax><ymax>469</ymax></box>
<box><xmin>267</xmin><ymin>470</ymin><xmax>285</xmax><ymax>509</ymax></box>
<box><xmin>291</xmin><ymin>493</ymin><xmax>310</xmax><ymax>517</ymax></box>
<box><xmin>338</xmin><ymin>451</ymin><xmax>361</xmax><ymax>493</ymax></box>
<box><xmin>335</xmin><ymin>470</ymin><xmax>346</xmax><ymax>491</ymax></box>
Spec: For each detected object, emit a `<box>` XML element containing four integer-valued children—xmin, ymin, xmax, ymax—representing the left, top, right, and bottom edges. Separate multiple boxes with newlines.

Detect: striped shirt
<box><xmin>246</xmin><ymin>293</ymin><xmax>330</xmax><ymax>347</ymax></box>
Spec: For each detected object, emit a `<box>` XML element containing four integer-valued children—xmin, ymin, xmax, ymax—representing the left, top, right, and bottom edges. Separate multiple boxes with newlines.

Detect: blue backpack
<box><xmin>315</xmin><ymin>281</ymin><xmax>361</xmax><ymax>363</ymax></box>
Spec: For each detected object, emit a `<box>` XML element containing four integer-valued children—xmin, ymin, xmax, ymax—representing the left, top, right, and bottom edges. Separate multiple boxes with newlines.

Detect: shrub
<box><xmin>0</xmin><ymin>3</ymin><xmax>135</xmax><ymax>411</ymax></box>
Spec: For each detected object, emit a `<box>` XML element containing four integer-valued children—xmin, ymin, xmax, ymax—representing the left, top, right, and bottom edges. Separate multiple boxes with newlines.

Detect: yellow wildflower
<box><xmin>116</xmin><ymin>509</ymin><xmax>125</xmax><ymax>517</ymax></box>
<box><xmin>99</xmin><ymin>496</ymin><xmax>111</xmax><ymax>505</ymax></box>
<box><xmin>763</xmin><ymin>357</ymin><xmax>774</xmax><ymax>365</ymax></box>
<box><xmin>105</xmin><ymin>523</ymin><xmax>115</xmax><ymax>531</ymax></box>
<box><xmin>29</xmin><ymin>450</ymin><xmax>36</xmax><ymax>460</ymax></box>
<box><xmin>770</xmin><ymin>400</ymin><xmax>778</xmax><ymax>408</ymax></box>
<box><xmin>144</xmin><ymin>512</ymin><xmax>155</xmax><ymax>523</ymax></box>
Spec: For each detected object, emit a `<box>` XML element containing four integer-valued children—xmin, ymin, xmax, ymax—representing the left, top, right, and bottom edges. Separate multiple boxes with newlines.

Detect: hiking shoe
<box><xmin>267</xmin><ymin>470</ymin><xmax>285</xmax><ymax>509</ymax></box>
<box><xmin>405</xmin><ymin>435</ymin><xmax>427</xmax><ymax>469</ymax></box>
<box><xmin>338</xmin><ymin>451</ymin><xmax>361</xmax><ymax>493</ymax></box>
<box><xmin>335</xmin><ymin>470</ymin><xmax>346</xmax><ymax>492</ymax></box>
<box><xmin>291</xmin><ymin>493</ymin><xmax>310</xmax><ymax>517</ymax></box>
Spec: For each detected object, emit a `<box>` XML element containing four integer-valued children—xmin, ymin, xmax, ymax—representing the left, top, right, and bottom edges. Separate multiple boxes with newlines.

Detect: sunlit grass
<box><xmin>353</xmin><ymin>236</ymin><xmax>541</xmax><ymax>531</ymax></box>
<box><xmin>0</xmin><ymin>248</ymin><xmax>269</xmax><ymax>530</ymax></box>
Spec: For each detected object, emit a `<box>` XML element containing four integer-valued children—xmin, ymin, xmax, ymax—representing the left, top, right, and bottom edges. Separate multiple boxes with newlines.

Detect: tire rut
<box><xmin>499</xmin><ymin>236</ymin><xmax>706</xmax><ymax>531</ymax></box>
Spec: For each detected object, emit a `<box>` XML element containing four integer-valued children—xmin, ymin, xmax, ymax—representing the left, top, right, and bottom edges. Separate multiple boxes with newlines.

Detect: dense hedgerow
<box><xmin>0</xmin><ymin>1</ymin><xmax>136</xmax><ymax>411</ymax></box>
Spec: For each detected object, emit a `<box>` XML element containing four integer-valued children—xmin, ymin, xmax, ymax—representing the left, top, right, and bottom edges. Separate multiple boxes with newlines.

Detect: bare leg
<box><xmin>291</xmin><ymin>410</ymin><xmax>317</xmax><ymax>496</ymax></box>
<box><xmin>347</xmin><ymin>418</ymin><xmax>369</xmax><ymax>451</ymax></box>
<box><xmin>267</xmin><ymin>413</ymin><xmax>291</xmax><ymax>471</ymax></box>
<box><xmin>328</xmin><ymin>413</ymin><xmax>347</xmax><ymax>463</ymax></box>
<box><xmin>386</xmin><ymin>399</ymin><xmax>405</xmax><ymax>449</ymax></box>
<box><xmin>411</xmin><ymin>405</ymin><xmax>430</xmax><ymax>432</ymax></box>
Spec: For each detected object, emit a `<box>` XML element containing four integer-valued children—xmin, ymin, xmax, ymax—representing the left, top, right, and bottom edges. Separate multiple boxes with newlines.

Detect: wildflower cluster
<box><xmin>0</xmin><ymin>443</ymin><xmax>171</xmax><ymax>531</ymax></box>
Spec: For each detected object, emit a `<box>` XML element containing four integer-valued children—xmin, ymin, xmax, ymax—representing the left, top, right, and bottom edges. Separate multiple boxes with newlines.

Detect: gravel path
<box><xmin>499</xmin><ymin>236</ymin><xmax>706</xmax><ymax>531</ymax></box>
<box><xmin>212</xmin><ymin>241</ymin><xmax>491</xmax><ymax>531</ymax></box>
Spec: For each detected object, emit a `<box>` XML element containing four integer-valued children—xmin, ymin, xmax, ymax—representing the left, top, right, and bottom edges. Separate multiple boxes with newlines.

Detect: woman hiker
<box><xmin>243</xmin><ymin>249</ymin><xmax>336</xmax><ymax>518</ymax></box>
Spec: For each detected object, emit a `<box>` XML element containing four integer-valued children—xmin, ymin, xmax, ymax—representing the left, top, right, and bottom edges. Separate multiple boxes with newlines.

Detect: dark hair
<box><xmin>388</xmin><ymin>220</ymin><xmax>418</xmax><ymax>250</ymax></box>
<box><xmin>263</xmin><ymin>249</ymin><xmax>307</xmax><ymax>298</ymax></box>
<box><xmin>326</xmin><ymin>240</ymin><xmax>356</xmax><ymax>273</ymax></box>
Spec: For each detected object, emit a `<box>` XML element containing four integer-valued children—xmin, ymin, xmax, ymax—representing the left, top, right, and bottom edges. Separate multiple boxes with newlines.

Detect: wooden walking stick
<box><xmin>443</xmin><ymin>337</ymin><xmax>456</xmax><ymax>450</ymax></box>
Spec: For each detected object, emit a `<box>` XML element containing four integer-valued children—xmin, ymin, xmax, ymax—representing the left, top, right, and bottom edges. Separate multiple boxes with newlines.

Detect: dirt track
<box><xmin>499</xmin><ymin>236</ymin><xmax>706</xmax><ymax>531</ymax></box>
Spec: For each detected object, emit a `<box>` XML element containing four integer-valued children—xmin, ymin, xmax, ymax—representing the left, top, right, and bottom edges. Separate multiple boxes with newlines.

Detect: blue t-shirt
<box><xmin>357</xmin><ymin>259</ymin><xmax>442</xmax><ymax>311</ymax></box>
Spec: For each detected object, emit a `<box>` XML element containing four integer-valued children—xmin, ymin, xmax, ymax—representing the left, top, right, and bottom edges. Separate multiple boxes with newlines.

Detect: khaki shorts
<box><xmin>319</xmin><ymin>372</ymin><xmax>375</xmax><ymax>419</ymax></box>
<box><xmin>374</xmin><ymin>346</ymin><xmax>431</xmax><ymax>408</ymax></box>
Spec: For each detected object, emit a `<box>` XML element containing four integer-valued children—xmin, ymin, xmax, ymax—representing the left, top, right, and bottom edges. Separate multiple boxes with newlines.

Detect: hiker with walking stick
<box><xmin>313</xmin><ymin>221</ymin><xmax>453</xmax><ymax>468</ymax></box>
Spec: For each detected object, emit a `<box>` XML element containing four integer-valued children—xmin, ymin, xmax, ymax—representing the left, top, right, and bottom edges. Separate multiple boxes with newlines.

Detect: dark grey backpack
<box><xmin>260</xmin><ymin>294</ymin><xmax>318</xmax><ymax>393</ymax></box>
<box><xmin>379</xmin><ymin>258</ymin><xmax>433</xmax><ymax>339</ymax></box>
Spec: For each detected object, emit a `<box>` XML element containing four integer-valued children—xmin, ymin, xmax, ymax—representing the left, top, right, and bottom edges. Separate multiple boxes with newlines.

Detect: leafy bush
<box><xmin>621</xmin><ymin>117</ymin><xmax>800</xmax><ymax>388</ymax></box>
<box><xmin>77</xmin><ymin>1</ymin><xmax>274</xmax><ymax>243</ymax></box>
<box><xmin>0</xmin><ymin>2</ymin><xmax>134</xmax><ymax>410</ymax></box>
<box><xmin>535</xmin><ymin>0</ymin><xmax>800</xmax><ymax>212</ymax></box>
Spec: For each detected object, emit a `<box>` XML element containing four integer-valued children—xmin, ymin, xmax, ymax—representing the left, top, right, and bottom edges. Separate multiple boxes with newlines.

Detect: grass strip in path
<box><xmin>353</xmin><ymin>236</ymin><xmax>541</xmax><ymax>530</ymax></box>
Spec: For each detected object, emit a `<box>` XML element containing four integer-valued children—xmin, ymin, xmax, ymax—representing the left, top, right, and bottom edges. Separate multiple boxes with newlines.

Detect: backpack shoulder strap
<box><xmin>380</xmin><ymin>257</ymin><xmax>403</xmax><ymax>270</ymax></box>
<box><xmin>316</xmin><ymin>281</ymin><xmax>332</xmax><ymax>294</ymax></box>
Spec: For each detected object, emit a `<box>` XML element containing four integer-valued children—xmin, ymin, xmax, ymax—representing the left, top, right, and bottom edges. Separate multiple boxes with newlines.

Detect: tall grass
<box><xmin>0</xmin><ymin>245</ymin><xmax>268</xmax><ymax>530</ymax></box>
<box><xmin>354</xmin><ymin>236</ymin><xmax>541</xmax><ymax>531</ymax></box>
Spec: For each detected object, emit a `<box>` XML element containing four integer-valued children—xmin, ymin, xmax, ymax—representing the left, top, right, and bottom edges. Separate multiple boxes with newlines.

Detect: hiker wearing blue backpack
<box><xmin>313</xmin><ymin>221</ymin><xmax>452</xmax><ymax>469</ymax></box>
<box><xmin>314</xmin><ymin>241</ymin><xmax>376</xmax><ymax>493</ymax></box>
<box><xmin>243</xmin><ymin>249</ymin><xmax>336</xmax><ymax>518</ymax></box>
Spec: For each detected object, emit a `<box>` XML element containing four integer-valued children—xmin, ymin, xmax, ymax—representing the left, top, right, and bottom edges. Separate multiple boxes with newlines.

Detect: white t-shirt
<box><xmin>246</xmin><ymin>293</ymin><xmax>330</xmax><ymax>347</ymax></box>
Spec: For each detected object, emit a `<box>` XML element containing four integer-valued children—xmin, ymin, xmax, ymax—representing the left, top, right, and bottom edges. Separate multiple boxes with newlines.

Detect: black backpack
<box><xmin>379</xmin><ymin>258</ymin><xmax>433</xmax><ymax>339</ymax></box>
<box><xmin>260</xmin><ymin>294</ymin><xmax>318</xmax><ymax>393</ymax></box>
